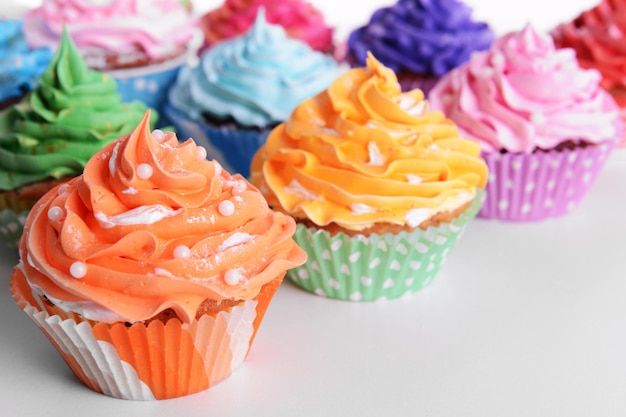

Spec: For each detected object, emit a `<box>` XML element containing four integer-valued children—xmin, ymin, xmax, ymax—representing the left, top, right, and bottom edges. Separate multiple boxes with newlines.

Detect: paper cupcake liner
<box><xmin>165</xmin><ymin>104</ymin><xmax>270</xmax><ymax>178</ymax></box>
<box><xmin>398</xmin><ymin>73</ymin><xmax>441</xmax><ymax>96</ymax></box>
<box><xmin>0</xmin><ymin>193</ymin><xmax>36</xmax><ymax>249</ymax></box>
<box><xmin>618</xmin><ymin>108</ymin><xmax>626</xmax><ymax>149</ymax></box>
<box><xmin>107</xmin><ymin>53</ymin><xmax>190</xmax><ymax>127</ymax></box>
<box><xmin>11</xmin><ymin>268</ymin><xmax>284</xmax><ymax>400</ymax></box>
<box><xmin>478</xmin><ymin>142</ymin><xmax>615</xmax><ymax>221</ymax></box>
<box><xmin>0</xmin><ymin>208</ymin><xmax>29</xmax><ymax>249</ymax></box>
<box><xmin>287</xmin><ymin>191</ymin><xmax>484</xmax><ymax>301</ymax></box>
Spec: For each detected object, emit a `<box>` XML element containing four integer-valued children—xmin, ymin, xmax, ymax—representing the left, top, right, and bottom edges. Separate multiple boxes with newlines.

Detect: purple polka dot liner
<box><xmin>478</xmin><ymin>140</ymin><xmax>615</xmax><ymax>221</ymax></box>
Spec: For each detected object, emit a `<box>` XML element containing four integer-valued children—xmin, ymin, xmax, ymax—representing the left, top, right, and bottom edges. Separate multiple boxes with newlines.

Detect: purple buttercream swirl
<box><xmin>347</xmin><ymin>0</ymin><xmax>494</xmax><ymax>76</ymax></box>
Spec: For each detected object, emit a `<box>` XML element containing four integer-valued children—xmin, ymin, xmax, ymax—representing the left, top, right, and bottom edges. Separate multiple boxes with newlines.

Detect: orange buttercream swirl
<box><xmin>251</xmin><ymin>53</ymin><xmax>488</xmax><ymax>231</ymax></box>
<box><xmin>19</xmin><ymin>111</ymin><xmax>306</xmax><ymax>324</ymax></box>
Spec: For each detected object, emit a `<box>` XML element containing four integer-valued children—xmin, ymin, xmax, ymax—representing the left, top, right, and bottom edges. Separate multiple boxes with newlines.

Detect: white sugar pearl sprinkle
<box><xmin>70</xmin><ymin>261</ymin><xmax>87</xmax><ymax>279</ymax></box>
<box><xmin>218</xmin><ymin>200</ymin><xmax>235</xmax><ymax>216</ymax></box>
<box><xmin>224</xmin><ymin>269</ymin><xmax>243</xmax><ymax>286</ymax></box>
<box><xmin>57</xmin><ymin>183</ymin><xmax>69</xmax><ymax>195</ymax></box>
<box><xmin>151</xmin><ymin>129</ymin><xmax>166</xmax><ymax>142</ymax></box>
<box><xmin>232</xmin><ymin>180</ymin><xmax>247</xmax><ymax>195</ymax></box>
<box><xmin>47</xmin><ymin>206</ymin><xmax>64</xmax><ymax>221</ymax></box>
<box><xmin>174</xmin><ymin>245</ymin><xmax>191</xmax><ymax>259</ymax></box>
<box><xmin>196</xmin><ymin>146</ymin><xmax>207</xmax><ymax>161</ymax></box>
<box><xmin>137</xmin><ymin>163</ymin><xmax>153</xmax><ymax>180</ymax></box>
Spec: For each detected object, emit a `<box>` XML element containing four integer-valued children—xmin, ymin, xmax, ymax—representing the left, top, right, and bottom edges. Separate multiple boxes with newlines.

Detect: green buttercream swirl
<box><xmin>0</xmin><ymin>30</ymin><xmax>157</xmax><ymax>190</ymax></box>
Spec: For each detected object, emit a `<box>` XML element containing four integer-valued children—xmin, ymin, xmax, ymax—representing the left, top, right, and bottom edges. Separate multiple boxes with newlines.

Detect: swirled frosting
<box><xmin>0</xmin><ymin>29</ymin><xmax>155</xmax><ymax>191</ymax></box>
<box><xmin>250</xmin><ymin>53</ymin><xmax>488</xmax><ymax>231</ymax></box>
<box><xmin>0</xmin><ymin>20</ymin><xmax>52</xmax><ymax>103</ymax></box>
<box><xmin>19</xmin><ymin>111</ymin><xmax>306</xmax><ymax>324</ymax></box>
<box><xmin>169</xmin><ymin>9</ymin><xmax>340</xmax><ymax>127</ymax></box>
<box><xmin>347</xmin><ymin>0</ymin><xmax>493</xmax><ymax>76</ymax></box>
<box><xmin>552</xmin><ymin>0</ymin><xmax>626</xmax><ymax>90</ymax></box>
<box><xmin>23</xmin><ymin>0</ymin><xmax>195</xmax><ymax>69</ymax></box>
<box><xmin>429</xmin><ymin>25</ymin><xmax>620</xmax><ymax>153</ymax></box>
<box><xmin>200</xmin><ymin>0</ymin><xmax>334</xmax><ymax>53</ymax></box>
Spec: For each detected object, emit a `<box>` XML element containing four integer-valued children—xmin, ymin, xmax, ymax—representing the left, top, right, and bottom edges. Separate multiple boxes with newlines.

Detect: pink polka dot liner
<box><xmin>478</xmin><ymin>140</ymin><xmax>615</xmax><ymax>221</ymax></box>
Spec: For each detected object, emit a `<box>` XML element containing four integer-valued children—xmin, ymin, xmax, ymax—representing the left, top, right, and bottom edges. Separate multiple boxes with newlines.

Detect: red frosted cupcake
<box><xmin>552</xmin><ymin>0</ymin><xmax>626</xmax><ymax>147</ymax></box>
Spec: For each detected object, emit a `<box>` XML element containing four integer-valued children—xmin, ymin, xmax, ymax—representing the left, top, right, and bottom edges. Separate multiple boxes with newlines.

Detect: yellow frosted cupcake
<box><xmin>251</xmin><ymin>53</ymin><xmax>488</xmax><ymax>301</ymax></box>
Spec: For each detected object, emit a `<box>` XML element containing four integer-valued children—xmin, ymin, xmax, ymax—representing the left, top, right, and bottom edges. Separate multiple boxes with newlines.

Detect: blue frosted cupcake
<box><xmin>0</xmin><ymin>19</ymin><xmax>51</xmax><ymax>109</ymax></box>
<box><xmin>166</xmin><ymin>8</ymin><xmax>341</xmax><ymax>178</ymax></box>
<box><xmin>345</xmin><ymin>0</ymin><xmax>493</xmax><ymax>94</ymax></box>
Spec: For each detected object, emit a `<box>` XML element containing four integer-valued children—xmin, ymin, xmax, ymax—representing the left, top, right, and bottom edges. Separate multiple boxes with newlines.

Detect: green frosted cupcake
<box><xmin>0</xmin><ymin>29</ymin><xmax>157</xmax><ymax>248</ymax></box>
<box><xmin>250</xmin><ymin>54</ymin><xmax>489</xmax><ymax>301</ymax></box>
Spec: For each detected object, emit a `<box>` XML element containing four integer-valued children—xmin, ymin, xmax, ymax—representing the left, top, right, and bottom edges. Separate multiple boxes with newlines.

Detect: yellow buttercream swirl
<box><xmin>251</xmin><ymin>53</ymin><xmax>488</xmax><ymax>230</ymax></box>
<box><xmin>20</xmin><ymin>111</ymin><xmax>306</xmax><ymax>324</ymax></box>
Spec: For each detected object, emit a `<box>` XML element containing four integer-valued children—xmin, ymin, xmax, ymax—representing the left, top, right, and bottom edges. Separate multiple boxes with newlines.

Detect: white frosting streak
<box><xmin>94</xmin><ymin>205</ymin><xmax>181</xmax><ymax>229</ymax></box>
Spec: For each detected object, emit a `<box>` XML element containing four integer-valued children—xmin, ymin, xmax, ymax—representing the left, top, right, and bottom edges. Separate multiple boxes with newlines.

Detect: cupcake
<box><xmin>166</xmin><ymin>9</ymin><xmax>341</xmax><ymax>178</ymax></box>
<box><xmin>429</xmin><ymin>24</ymin><xmax>620</xmax><ymax>221</ymax></box>
<box><xmin>0</xmin><ymin>19</ymin><xmax>52</xmax><ymax>109</ymax></box>
<box><xmin>345</xmin><ymin>0</ymin><xmax>494</xmax><ymax>95</ymax></box>
<box><xmin>551</xmin><ymin>0</ymin><xmax>626</xmax><ymax>147</ymax></box>
<box><xmin>23</xmin><ymin>0</ymin><xmax>198</xmax><ymax>119</ymax></box>
<box><xmin>11</xmin><ymin>111</ymin><xmax>306</xmax><ymax>400</ymax></box>
<box><xmin>0</xmin><ymin>29</ymin><xmax>155</xmax><ymax>248</ymax></box>
<box><xmin>199</xmin><ymin>0</ymin><xmax>334</xmax><ymax>54</ymax></box>
<box><xmin>250</xmin><ymin>53</ymin><xmax>488</xmax><ymax>302</ymax></box>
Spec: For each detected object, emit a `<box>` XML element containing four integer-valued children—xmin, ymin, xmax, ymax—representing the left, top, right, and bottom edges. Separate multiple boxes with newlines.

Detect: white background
<box><xmin>3</xmin><ymin>1</ymin><xmax>626</xmax><ymax>416</ymax></box>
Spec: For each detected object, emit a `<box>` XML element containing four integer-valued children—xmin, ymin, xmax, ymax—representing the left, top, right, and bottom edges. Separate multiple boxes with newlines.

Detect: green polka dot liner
<box><xmin>287</xmin><ymin>191</ymin><xmax>484</xmax><ymax>301</ymax></box>
<box><xmin>0</xmin><ymin>208</ymin><xmax>28</xmax><ymax>249</ymax></box>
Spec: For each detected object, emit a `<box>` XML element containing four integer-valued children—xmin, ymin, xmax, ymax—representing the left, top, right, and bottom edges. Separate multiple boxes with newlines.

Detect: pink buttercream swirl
<box><xmin>200</xmin><ymin>0</ymin><xmax>334</xmax><ymax>53</ymax></box>
<box><xmin>430</xmin><ymin>24</ymin><xmax>620</xmax><ymax>153</ymax></box>
<box><xmin>24</xmin><ymin>0</ymin><xmax>195</xmax><ymax>65</ymax></box>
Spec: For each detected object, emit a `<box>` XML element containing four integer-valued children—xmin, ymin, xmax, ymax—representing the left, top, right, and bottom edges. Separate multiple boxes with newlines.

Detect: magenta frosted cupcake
<box><xmin>199</xmin><ymin>0</ymin><xmax>335</xmax><ymax>54</ymax></box>
<box><xmin>429</xmin><ymin>24</ymin><xmax>621</xmax><ymax>221</ymax></box>
<box><xmin>345</xmin><ymin>0</ymin><xmax>493</xmax><ymax>94</ymax></box>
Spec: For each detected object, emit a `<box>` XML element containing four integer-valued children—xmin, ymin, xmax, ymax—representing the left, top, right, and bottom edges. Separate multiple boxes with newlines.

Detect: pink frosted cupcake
<box><xmin>199</xmin><ymin>0</ymin><xmax>334</xmax><ymax>54</ymax></box>
<box><xmin>430</xmin><ymin>24</ymin><xmax>621</xmax><ymax>221</ymax></box>
<box><xmin>23</xmin><ymin>0</ymin><xmax>198</xmax><ymax>118</ymax></box>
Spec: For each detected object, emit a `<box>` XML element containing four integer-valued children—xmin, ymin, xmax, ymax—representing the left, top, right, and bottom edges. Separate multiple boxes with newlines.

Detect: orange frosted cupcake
<box><xmin>251</xmin><ymin>53</ymin><xmax>488</xmax><ymax>301</ymax></box>
<box><xmin>11</xmin><ymin>111</ymin><xmax>306</xmax><ymax>400</ymax></box>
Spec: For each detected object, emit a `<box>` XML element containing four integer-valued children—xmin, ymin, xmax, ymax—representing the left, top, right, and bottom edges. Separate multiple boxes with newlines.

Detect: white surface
<box><xmin>2</xmin><ymin>0</ymin><xmax>626</xmax><ymax>416</ymax></box>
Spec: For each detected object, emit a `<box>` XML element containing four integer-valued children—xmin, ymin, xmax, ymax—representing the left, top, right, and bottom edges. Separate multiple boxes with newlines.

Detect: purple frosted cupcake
<box><xmin>345</xmin><ymin>0</ymin><xmax>493</xmax><ymax>94</ymax></box>
<box><xmin>429</xmin><ymin>25</ymin><xmax>621</xmax><ymax>221</ymax></box>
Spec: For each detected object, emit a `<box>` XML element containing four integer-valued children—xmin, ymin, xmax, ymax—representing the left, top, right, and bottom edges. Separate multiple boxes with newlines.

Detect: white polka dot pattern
<box><xmin>286</xmin><ymin>191</ymin><xmax>484</xmax><ymax>301</ymax></box>
<box><xmin>478</xmin><ymin>142</ymin><xmax>615</xmax><ymax>221</ymax></box>
<box><xmin>0</xmin><ymin>208</ymin><xmax>29</xmax><ymax>249</ymax></box>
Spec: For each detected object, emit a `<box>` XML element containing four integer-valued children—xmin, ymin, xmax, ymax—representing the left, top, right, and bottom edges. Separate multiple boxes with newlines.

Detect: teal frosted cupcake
<box><xmin>0</xmin><ymin>19</ymin><xmax>51</xmax><ymax>109</ymax></box>
<box><xmin>166</xmin><ymin>8</ymin><xmax>341</xmax><ymax>178</ymax></box>
<box><xmin>251</xmin><ymin>54</ymin><xmax>488</xmax><ymax>301</ymax></box>
<box><xmin>0</xmin><ymin>30</ymin><xmax>156</xmax><ymax>248</ymax></box>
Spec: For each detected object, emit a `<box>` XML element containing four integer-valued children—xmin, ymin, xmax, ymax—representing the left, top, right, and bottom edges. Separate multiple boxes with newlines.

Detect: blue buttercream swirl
<box><xmin>0</xmin><ymin>20</ymin><xmax>52</xmax><ymax>102</ymax></box>
<box><xmin>347</xmin><ymin>0</ymin><xmax>494</xmax><ymax>76</ymax></box>
<box><xmin>168</xmin><ymin>8</ymin><xmax>341</xmax><ymax>127</ymax></box>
